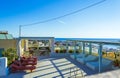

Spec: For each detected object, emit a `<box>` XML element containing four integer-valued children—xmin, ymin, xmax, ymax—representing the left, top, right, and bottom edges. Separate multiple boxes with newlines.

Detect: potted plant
<box><xmin>55</xmin><ymin>49</ymin><xmax>59</xmax><ymax>53</ymax></box>
<box><xmin>113</xmin><ymin>59</ymin><xmax>119</xmax><ymax>67</ymax></box>
<box><xmin>69</xmin><ymin>49</ymin><xmax>73</xmax><ymax>53</ymax></box>
<box><xmin>2</xmin><ymin>48</ymin><xmax>18</xmax><ymax>66</ymax></box>
<box><xmin>60</xmin><ymin>49</ymin><xmax>63</xmax><ymax>53</ymax></box>
<box><xmin>63</xmin><ymin>49</ymin><xmax>66</xmax><ymax>53</ymax></box>
<box><xmin>76</xmin><ymin>50</ymin><xmax>79</xmax><ymax>53</ymax></box>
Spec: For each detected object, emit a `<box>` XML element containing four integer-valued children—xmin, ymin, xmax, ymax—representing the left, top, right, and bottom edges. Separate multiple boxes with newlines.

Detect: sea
<box><xmin>55</xmin><ymin>38</ymin><xmax>120</xmax><ymax>42</ymax></box>
<box><xmin>55</xmin><ymin>38</ymin><xmax>120</xmax><ymax>49</ymax></box>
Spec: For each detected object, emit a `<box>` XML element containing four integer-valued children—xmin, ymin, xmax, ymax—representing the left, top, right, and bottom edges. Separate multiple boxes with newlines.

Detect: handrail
<box><xmin>67</xmin><ymin>40</ymin><xmax>120</xmax><ymax>46</ymax></box>
<box><xmin>69</xmin><ymin>66</ymin><xmax>84</xmax><ymax>78</ymax></box>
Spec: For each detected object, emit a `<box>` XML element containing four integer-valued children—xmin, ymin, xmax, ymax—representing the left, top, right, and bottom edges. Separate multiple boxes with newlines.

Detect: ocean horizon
<box><xmin>55</xmin><ymin>38</ymin><xmax>120</xmax><ymax>49</ymax></box>
<box><xmin>55</xmin><ymin>38</ymin><xmax>120</xmax><ymax>42</ymax></box>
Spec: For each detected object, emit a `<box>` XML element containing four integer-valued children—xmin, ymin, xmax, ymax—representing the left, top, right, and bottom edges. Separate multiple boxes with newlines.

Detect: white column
<box><xmin>24</xmin><ymin>39</ymin><xmax>29</xmax><ymax>51</ymax></box>
<box><xmin>79</xmin><ymin>42</ymin><xmax>82</xmax><ymax>53</ymax></box>
<box><xmin>98</xmin><ymin>43</ymin><xmax>103</xmax><ymax>73</ymax></box>
<box><xmin>50</xmin><ymin>39</ymin><xmax>54</xmax><ymax>53</ymax></box>
<box><xmin>17</xmin><ymin>39</ymin><xmax>21</xmax><ymax>58</ymax></box>
<box><xmin>82</xmin><ymin>42</ymin><xmax>85</xmax><ymax>54</ymax></box>
<box><xmin>66</xmin><ymin>40</ymin><xmax>69</xmax><ymax>53</ymax></box>
<box><xmin>74</xmin><ymin>41</ymin><xmax>77</xmax><ymax>59</ymax></box>
<box><xmin>89</xmin><ymin>43</ymin><xmax>92</xmax><ymax>54</ymax></box>
<box><xmin>74</xmin><ymin>41</ymin><xmax>76</xmax><ymax>53</ymax></box>
<box><xmin>17</xmin><ymin>38</ymin><xmax>23</xmax><ymax>58</ymax></box>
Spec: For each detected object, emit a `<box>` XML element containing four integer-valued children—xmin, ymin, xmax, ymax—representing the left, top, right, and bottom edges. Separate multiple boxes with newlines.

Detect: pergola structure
<box><xmin>17</xmin><ymin>37</ymin><xmax>54</xmax><ymax>58</ymax></box>
<box><xmin>66</xmin><ymin>40</ymin><xmax>120</xmax><ymax>73</ymax></box>
<box><xmin>17</xmin><ymin>37</ymin><xmax>120</xmax><ymax>73</ymax></box>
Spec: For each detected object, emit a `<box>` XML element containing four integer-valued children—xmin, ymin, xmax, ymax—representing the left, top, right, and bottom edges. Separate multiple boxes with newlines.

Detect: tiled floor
<box><xmin>1</xmin><ymin>53</ymin><xmax>120</xmax><ymax>78</ymax></box>
<box><xmin>1</xmin><ymin>56</ymin><xmax>98</xmax><ymax>78</ymax></box>
<box><xmin>85</xmin><ymin>69</ymin><xmax>120</xmax><ymax>78</ymax></box>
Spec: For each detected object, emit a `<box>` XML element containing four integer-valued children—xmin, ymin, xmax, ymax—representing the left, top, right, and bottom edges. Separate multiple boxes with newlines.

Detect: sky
<box><xmin>0</xmin><ymin>0</ymin><xmax>120</xmax><ymax>38</ymax></box>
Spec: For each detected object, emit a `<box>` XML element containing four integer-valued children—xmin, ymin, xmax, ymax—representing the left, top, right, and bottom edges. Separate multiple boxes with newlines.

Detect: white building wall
<box><xmin>0</xmin><ymin>57</ymin><xmax>8</xmax><ymax>76</ymax></box>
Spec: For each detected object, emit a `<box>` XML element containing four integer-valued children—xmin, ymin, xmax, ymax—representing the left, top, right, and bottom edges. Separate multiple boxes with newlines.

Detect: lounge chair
<box><xmin>21</xmin><ymin>61</ymin><xmax>37</xmax><ymax>66</ymax></box>
<box><xmin>10</xmin><ymin>60</ymin><xmax>36</xmax><ymax>72</ymax></box>
<box><xmin>76</xmin><ymin>55</ymin><xmax>98</xmax><ymax>64</ymax></box>
<box><xmin>20</xmin><ymin>57</ymin><xmax>37</xmax><ymax>66</ymax></box>
<box><xmin>70</xmin><ymin>53</ymin><xmax>87</xmax><ymax>59</ymax></box>
<box><xmin>86</xmin><ymin>58</ymin><xmax>113</xmax><ymax>71</ymax></box>
<box><xmin>20</xmin><ymin>56</ymin><xmax>37</xmax><ymax>62</ymax></box>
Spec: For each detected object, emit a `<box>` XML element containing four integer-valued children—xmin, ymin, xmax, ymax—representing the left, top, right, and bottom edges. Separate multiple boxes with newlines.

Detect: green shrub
<box><xmin>2</xmin><ymin>48</ymin><xmax>18</xmax><ymax>66</ymax></box>
<box><xmin>69</xmin><ymin>50</ymin><xmax>73</xmax><ymax>53</ymax></box>
<box><xmin>55</xmin><ymin>50</ymin><xmax>59</xmax><ymax>53</ymax></box>
<box><xmin>63</xmin><ymin>49</ymin><xmax>67</xmax><ymax>53</ymax></box>
<box><xmin>60</xmin><ymin>49</ymin><xmax>63</xmax><ymax>53</ymax></box>
<box><xmin>76</xmin><ymin>50</ymin><xmax>80</xmax><ymax>53</ymax></box>
<box><xmin>113</xmin><ymin>59</ymin><xmax>119</xmax><ymax>67</ymax></box>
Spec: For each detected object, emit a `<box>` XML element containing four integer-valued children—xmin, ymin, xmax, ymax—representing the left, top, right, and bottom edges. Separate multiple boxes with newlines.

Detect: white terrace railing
<box><xmin>69</xmin><ymin>66</ymin><xmax>84</xmax><ymax>78</ymax></box>
<box><xmin>50</xmin><ymin>52</ymin><xmax>75</xmax><ymax>57</ymax></box>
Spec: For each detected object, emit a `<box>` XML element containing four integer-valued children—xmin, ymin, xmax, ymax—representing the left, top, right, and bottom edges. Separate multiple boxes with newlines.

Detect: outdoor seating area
<box><xmin>70</xmin><ymin>53</ymin><xmax>88</xmax><ymax>59</ymax></box>
<box><xmin>1</xmin><ymin>0</ymin><xmax>120</xmax><ymax>77</ymax></box>
<box><xmin>86</xmin><ymin>58</ymin><xmax>113</xmax><ymax>71</ymax></box>
<box><xmin>20</xmin><ymin>56</ymin><xmax>37</xmax><ymax>66</ymax></box>
<box><xmin>4</xmin><ymin>55</ymin><xmax>98</xmax><ymax>78</ymax></box>
<box><xmin>10</xmin><ymin>56</ymin><xmax>37</xmax><ymax>72</ymax></box>
<box><xmin>70</xmin><ymin>53</ymin><xmax>114</xmax><ymax>72</ymax></box>
<box><xmin>76</xmin><ymin>55</ymin><xmax>98</xmax><ymax>64</ymax></box>
<box><xmin>0</xmin><ymin>53</ymin><xmax>120</xmax><ymax>78</ymax></box>
<box><xmin>1</xmin><ymin>37</ymin><xmax>120</xmax><ymax>77</ymax></box>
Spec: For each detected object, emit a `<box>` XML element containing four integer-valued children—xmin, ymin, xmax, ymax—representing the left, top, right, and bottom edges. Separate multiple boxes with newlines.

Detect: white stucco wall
<box><xmin>0</xmin><ymin>57</ymin><xmax>8</xmax><ymax>76</ymax></box>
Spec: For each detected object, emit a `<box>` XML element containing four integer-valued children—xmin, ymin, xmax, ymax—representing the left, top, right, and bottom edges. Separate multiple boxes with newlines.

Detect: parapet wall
<box><xmin>0</xmin><ymin>39</ymin><xmax>17</xmax><ymax>50</ymax></box>
<box><xmin>0</xmin><ymin>57</ymin><xmax>8</xmax><ymax>76</ymax></box>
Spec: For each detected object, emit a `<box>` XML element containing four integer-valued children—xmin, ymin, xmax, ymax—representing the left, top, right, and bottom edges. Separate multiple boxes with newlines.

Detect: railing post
<box><xmin>82</xmin><ymin>42</ymin><xmax>85</xmax><ymax>54</ymax></box>
<box><xmin>19</xmin><ymin>25</ymin><xmax>21</xmax><ymax>37</ymax></box>
<box><xmin>17</xmin><ymin>38</ymin><xmax>22</xmax><ymax>58</ymax></box>
<box><xmin>82</xmin><ymin>42</ymin><xmax>85</xmax><ymax>61</ymax></box>
<box><xmin>66</xmin><ymin>40</ymin><xmax>69</xmax><ymax>53</ymax></box>
<box><xmin>74</xmin><ymin>41</ymin><xmax>77</xmax><ymax>59</ymax></box>
<box><xmin>79</xmin><ymin>42</ymin><xmax>82</xmax><ymax>53</ymax></box>
<box><xmin>98</xmin><ymin>43</ymin><xmax>103</xmax><ymax>73</ymax></box>
<box><xmin>51</xmin><ymin>39</ymin><xmax>55</xmax><ymax>53</ymax></box>
<box><xmin>89</xmin><ymin>43</ymin><xmax>92</xmax><ymax>54</ymax></box>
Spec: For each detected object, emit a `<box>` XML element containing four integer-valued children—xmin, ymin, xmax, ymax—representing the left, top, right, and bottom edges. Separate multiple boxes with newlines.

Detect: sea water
<box><xmin>55</xmin><ymin>38</ymin><xmax>120</xmax><ymax>49</ymax></box>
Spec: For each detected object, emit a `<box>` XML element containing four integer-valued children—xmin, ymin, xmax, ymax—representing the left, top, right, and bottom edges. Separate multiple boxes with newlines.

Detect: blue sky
<box><xmin>0</xmin><ymin>0</ymin><xmax>120</xmax><ymax>38</ymax></box>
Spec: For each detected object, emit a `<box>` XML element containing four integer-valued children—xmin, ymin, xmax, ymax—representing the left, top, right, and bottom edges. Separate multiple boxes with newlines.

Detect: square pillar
<box><xmin>24</xmin><ymin>39</ymin><xmax>29</xmax><ymax>51</ymax></box>
<box><xmin>82</xmin><ymin>42</ymin><xmax>85</xmax><ymax>61</ymax></box>
<box><xmin>50</xmin><ymin>39</ymin><xmax>55</xmax><ymax>53</ymax></box>
<box><xmin>17</xmin><ymin>38</ymin><xmax>22</xmax><ymax>58</ymax></box>
<box><xmin>66</xmin><ymin>40</ymin><xmax>69</xmax><ymax>53</ymax></box>
<box><xmin>98</xmin><ymin>43</ymin><xmax>103</xmax><ymax>73</ymax></box>
<box><xmin>74</xmin><ymin>41</ymin><xmax>77</xmax><ymax>59</ymax></box>
<box><xmin>89</xmin><ymin>43</ymin><xmax>92</xmax><ymax>54</ymax></box>
<box><xmin>79</xmin><ymin>42</ymin><xmax>82</xmax><ymax>53</ymax></box>
<box><xmin>82</xmin><ymin>42</ymin><xmax>85</xmax><ymax>54</ymax></box>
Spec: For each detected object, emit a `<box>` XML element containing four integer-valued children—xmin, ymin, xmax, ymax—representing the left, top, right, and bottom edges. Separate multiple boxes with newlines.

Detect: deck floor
<box><xmin>2</xmin><ymin>56</ymin><xmax>98</xmax><ymax>78</ymax></box>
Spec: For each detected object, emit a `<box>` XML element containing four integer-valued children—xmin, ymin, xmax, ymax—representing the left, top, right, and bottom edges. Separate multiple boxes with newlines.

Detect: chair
<box><xmin>10</xmin><ymin>61</ymin><xmax>36</xmax><ymax>72</ymax></box>
<box><xmin>20</xmin><ymin>57</ymin><xmax>37</xmax><ymax>62</ymax></box>
<box><xmin>20</xmin><ymin>57</ymin><xmax>37</xmax><ymax>66</ymax></box>
<box><xmin>76</xmin><ymin>55</ymin><xmax>98</xmax><ymax>64</ymax></box>
<box><xmin>86</xmin><ymin>58</ymin><xmax>113</xmax><ymax>71</ymax></box>
<box><xmin>70</xmin><ymin>53</ymin><xmax>87</xmax><ymax>59</ymax></box>
<box><xmin>22</xmin><ymin>61</ymin><xmax>37</xmax><ymax>66</ymax></box>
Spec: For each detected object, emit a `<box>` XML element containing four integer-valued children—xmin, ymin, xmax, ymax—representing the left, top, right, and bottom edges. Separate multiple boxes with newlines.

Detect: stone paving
<box><xmin>85</xmin><ymin>69</ymin><xmax>120</xmax><ymax>78</ymax></box>
<box><xmin>2</xmin><ymin>55</ymin><xmax>119</xmax><ymax>78</ymax></box>
<box><xmin>2</xmin><ymin>56</ymin><xmax>87</xmax><ymax>78</ymax></box>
